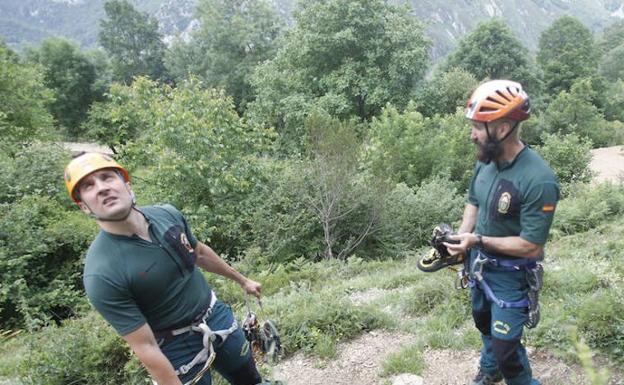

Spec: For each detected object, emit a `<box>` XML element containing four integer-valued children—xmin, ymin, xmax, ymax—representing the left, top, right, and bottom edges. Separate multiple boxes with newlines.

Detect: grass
<box><xmin>2</xmin><ymin>202</ymin><xmax>624</xmax><ymax>383</ymax></box>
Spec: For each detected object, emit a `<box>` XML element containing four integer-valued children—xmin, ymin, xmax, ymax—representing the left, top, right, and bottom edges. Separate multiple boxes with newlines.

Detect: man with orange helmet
<box><xmin>442</xmin><ymin>80</ymin><xmax>559</xmax><ymax>385</ymax></box>
<box><xmin>64</xmin><ymin>152</ymin><xmax>267</xmax><ymax>385</ymax></box>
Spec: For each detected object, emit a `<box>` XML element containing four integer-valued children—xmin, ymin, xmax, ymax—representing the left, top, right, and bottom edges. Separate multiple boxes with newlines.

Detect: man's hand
<box><xmin>241</xmin><ymin>278</ymin><xmax>262</xmax><ymax>299</ymax></box>
<box><xmin>443</xmin><ymin>233</ymin><xmax>478</xmax><ymax>256</ymax></box>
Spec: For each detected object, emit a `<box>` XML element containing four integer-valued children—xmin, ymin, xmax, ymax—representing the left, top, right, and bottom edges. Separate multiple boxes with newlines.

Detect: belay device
<box><xmin>242</xmin><ymin>297</ymin><xmax>282</xmax><ymax>364</ymax></box>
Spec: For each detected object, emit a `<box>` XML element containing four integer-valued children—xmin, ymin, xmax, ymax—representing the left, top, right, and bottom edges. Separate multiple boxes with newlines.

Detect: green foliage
<box><xmin>542</xmin><ymin>78</ymin><xmax>622</xmax><ymax>147</ymax></box>
<box><xmin>18</xmin><ymin>312</ymin><xmax>144</xmax><ymax>385</ymax></box>
<box><xmin>166</xmin><ymin>0</ymin><xmax>283</xmax><ymax>112</ymax></box>
<box><xmin>366</xmin><ymin>106</ymin><xmax>474</xmax><ymax>189</ymax></box>
<box><xmin>94</xmin><ymin>77</ymin><xmax>272</xmax><ymax>256</ymax></box>
<box><xmin>376</xmin><ymin>178</ymin><xmax>463</xmax><ymax>256</ymax></box>
<box><xmin>0</xmin><ymin>44</ymin><xmax>54</xmax><ymax>154</ymax></box>
<box><xmin>570</xmin><ymin>328</ymin><xmax>611</xmax><ymax>385</ymax></box>
<box><xmin>599</xmin><ymin>42</ymin><xmax>624</xmax><ymax>82</ymax></box>
<box><xmin>597</xmin><ymin>20</ymin><xmax>624</xmax><ymax>55</ymax></box>
<box><xmin>249</xmin><ymin>0</ymin><xmax>431</xmax><ymax>151</ymax></box>
<box><xmin>245</xmin><ymin>160</ymin><xmax>323</xmax><ymax>263</ymax></box>
<box><xmin>552</xmin><ymin>183</ymin><xmax>624</xmax><ymax>235</ymax></box>
<box><xmin>604</xmin><ymin>80</ymin><xmax>624</xmax><ymax>122</ymax></box>
<box><xmin>538</xmin><ymin>16</ymin><xmax>598</xmax><ymax>98</ymax></box>
<box><xmin>0</xmin><ymin>195</ymin><xmax>96</xmax><ymax>328</ymax></box>
<box><xmin>443</xmin><ymin>19</ymin><xmax>536</xmax><ymax>89</ymax></box>
<box><xmin>382</xmin><ymin>343</ymin><xmax>425</xmax><ymax>376</ymax></box>
<box><xmin>577</xmin><ymin>291</ymin><xmax>624</xmax><ymax>362</ymax></box>
<box><xmin>24</xmin><ymin>37</ymin><xmax>101</xmax><ymax>139</ymax></box>
<box><xmin>536</xmin><ymin>133</ymin><xmax>593</xmax><ymax>185</ymax></box>
<box><xmin>0</xmin><ymin>142</ymin><xmax>71</xmax><ymax>205</ymax></box>
<box><xmin>415</xmin><ymin>67</ymin><xmax>478</xmax><ymax>117</ymax></box>
<box><xmin>99</xmin><ymin>0</ymin><xmax>169</xmax><ymax>84</ymax></box>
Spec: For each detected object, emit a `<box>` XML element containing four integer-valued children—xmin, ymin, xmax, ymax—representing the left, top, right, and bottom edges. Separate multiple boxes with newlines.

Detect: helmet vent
<box><xmin>485</xmin><ymin>96</ymin><xmax>505</xmax><ymax>106</ymax></box>
<box><xmin>496</xmin><ymin>90</ymin><xmax>511</xmax><ymax>102</ymax></box>
<box><xmin>480</xmin><ymin>106</ymin><xmax>499</xmax><ymax>112</ymax></box>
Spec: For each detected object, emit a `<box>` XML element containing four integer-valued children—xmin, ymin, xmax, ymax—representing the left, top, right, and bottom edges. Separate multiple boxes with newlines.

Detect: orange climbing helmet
<box><xmin>465</xmin><ymin>80</ymin><xmax>530</xmax><ymax>123</ymax></box>
<box><xmin>64</xmin><ymin>152</ymin><xmax>130</xmax><ymax>203</ymax></box>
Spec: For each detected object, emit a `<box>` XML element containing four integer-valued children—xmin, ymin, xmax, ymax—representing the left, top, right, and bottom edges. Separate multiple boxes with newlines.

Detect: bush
<box><xmin>577</xmin><ymin>290</ymin><xmax>624</xmax><ymax>362</ymax></box>
<box><xmin>0</xmin><ymin>195</ymin><xmax>96</xmax><ymax>328</ymax></box>
<box><xmin>536</xmin><ymin>132</ymin><xmax>593</xmax><ymax>185</ymax></box>
<box><xmin>18</xmin><ymin>312</ymin><xmax>144</xmax><ymax>385</ymax></box>
<box><xmin>0</xmin><ymin>142</ymin><xmax>71</xmax><ymax>205</ymax></box>
<box><xmin>376</xmin><ymin>176</ymin><xmax>464</xmax><ymax>256</ymax></box>
<box><xmin>553</xmin><ymin>183</ymin><xmax>624</xmax><ymax>235</ymax></box>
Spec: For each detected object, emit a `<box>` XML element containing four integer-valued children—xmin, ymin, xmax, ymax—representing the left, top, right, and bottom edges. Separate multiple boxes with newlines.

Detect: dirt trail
<box><xmin>590</xmin><ymin>145</ymin><xmax>624</xmax><ymax>184</ymax></box>
<box><xmin>272</xmin><ymin>330</ymin><xmax>621</xmax><ymax>385</ymax></box>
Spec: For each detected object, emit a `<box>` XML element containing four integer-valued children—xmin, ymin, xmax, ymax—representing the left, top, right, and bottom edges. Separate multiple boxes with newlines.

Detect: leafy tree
<box><xmin>604</xmin><ymin>80</ymin><xmax>624</xmax><ymax>122</ymax></box>
<box><xmin>25</xmin><ymin>37</ymin><xmax>100</xmax><ymax>139</ymax></box>
<box><xmin>599</xmin><ymin>43</ymin><xmax>624</xmax><ymax>82</ymax></box>
<box><xmin>537</xmin><ymin>16</ymin><xmax>598</xmax><ymax>98</ymax></box>
<box><xmin>415</xmin><ymin>67</ymin><xmax>478</xmax><ymax>117</ymax></box>
<box><xmin>442</xmin><ymin>19</ymin><xmax>538</xmax><ymax>92</ymax></box>
<box><xmin>303</xmin><ymin>112</ymin><xmax>381</xmax><ymax>260</ymax></box>
<box><xmin>542</xmin><ymin>78</ymin><xmax>618</xmax><ymax>147</ymax></box>
<box><xmin>99</xmin><ymin>0</ymin><xmax>168</xmax><ymax>84</ymax></box>
<box><xmin>597</xmin><ymin>20</ymin><xmax>624</xmax><ymax>54</ymax></box>
<box><xmin>536</xmin><ymin>133</ymin><xmax>593</xmax><ymax>185</ymax></box>
<box><xmin>89</xmin><ymin>77</ymin><xmax>272</xmax><ymax>256</ymax></box>
<box><xmin>166</xmin><ymin>0</ymin><xmax>283</xmax><ymax>112</ymax></box>
<box><xmin>366</xmin><ymin>105</ymin><xmax>474</xmax><ymax>189</ymax></box>
<box><xmin>249</xmin><ymin>0</ymin><xmax>431</xmax><ymax>151</ymax></box>
<box><xmin>0</xmin><ymin>44</ymin><xmax>54</xmax><ymax>155</ymax></box>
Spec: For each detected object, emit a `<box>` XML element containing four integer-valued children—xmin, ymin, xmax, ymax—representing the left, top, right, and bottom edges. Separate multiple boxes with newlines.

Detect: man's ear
<box><xmin>125</xmin><ymin>182</ymin><xmax>136</xmax><ymax>202</ymax></box>
<box><xmin>77</xmin><ymin>201</ymin><xmax>91</xmax><ymax>215</ymax></box>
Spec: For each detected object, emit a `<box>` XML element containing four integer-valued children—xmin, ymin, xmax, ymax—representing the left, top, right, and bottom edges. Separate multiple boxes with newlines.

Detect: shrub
<box><xmin>0</xmin><ymin>195</ymin><xmax>96</xmax><ymax>328</ymax></box>
<box><xmin>553</xmin><ymin>183</ymin><xmax>624</xmax><ymax>235</ymax></box>
<box><xmin>536</xmin><ymin>132</ymin><xmax>593</xmax><ymax>185</ymax></box>
<box><xmin>577</xmin><ymin>290</ymin><xmax>624</xmax><ymax>362</ymax></box>
<box><xmin>18</xmin><ymin>312</ymin><xmax>144</xmax><ymax>385</ymax></box>
<box><xmin>376</xmin><ymin>176</ymin><xmax>464</xmax><ymax>256</ymax></box>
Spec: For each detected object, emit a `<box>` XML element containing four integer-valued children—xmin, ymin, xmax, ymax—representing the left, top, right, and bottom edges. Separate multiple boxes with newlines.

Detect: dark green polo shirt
<box><xmin>467</xmin><ymin>146</ymin><xmax>559</xmax><ymax>249</ymax></box>
<box><xmin>83</xmin><ymin>204</ymin><xmax>212</xmax><ymax>336</ymax></box>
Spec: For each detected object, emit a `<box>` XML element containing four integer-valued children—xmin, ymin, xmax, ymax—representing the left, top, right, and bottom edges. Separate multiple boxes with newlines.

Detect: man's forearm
<box><xmin>480</xmin><ymin>235</ymin><xmax>543</xmax><ymax>258</ymax></box>
<box><xmin>195</xmin><ymin>243</ymin><xmax>246</xmax><ymax>285</ymax></box>
<box><xmin>458</xmin><ymin>204</ymin><xmax>478</xmax><ymax>234</ymax></box>
<box><xmin>135</xmin><ymin>347</ymin><xmax>183</xmax><ymax>385</ymax></box>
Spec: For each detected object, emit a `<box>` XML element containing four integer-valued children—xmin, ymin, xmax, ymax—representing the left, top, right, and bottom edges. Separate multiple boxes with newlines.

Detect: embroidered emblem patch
<box><xmin>180</xmin><ymin>233</ymin><xmax>194</xmax><ymax>253</ymax></box>
<box><xmin>493</xmin><ymin>320</ymin><xmax>511</xmax><ymax>335</ymax></box>
<box><xmin>497</xmin><ymin>192</ymin><xmax>511</xmax><ymax>214</ymax></box>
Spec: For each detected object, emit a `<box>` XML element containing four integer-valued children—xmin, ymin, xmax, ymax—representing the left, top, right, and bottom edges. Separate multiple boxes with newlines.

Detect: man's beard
<box><xmin>475</xmin><ymin>138</ymin><xmax>503</xmax><ymax>164</ymax></box>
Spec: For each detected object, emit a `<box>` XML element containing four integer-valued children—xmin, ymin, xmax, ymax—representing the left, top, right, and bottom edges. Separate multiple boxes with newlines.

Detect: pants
<box><xmin>470</xmin><ymin>250</ymin><xmax>540</xmax><ymax>385</ymax></box>
<box><xmin>159</xmin><ymin>300</ymin><xmax>263</xmax><ymax>385</ymax></box>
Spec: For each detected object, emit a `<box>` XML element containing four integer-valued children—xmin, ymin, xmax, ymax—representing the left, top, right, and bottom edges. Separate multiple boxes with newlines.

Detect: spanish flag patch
<box><xmin>542</xmin><ymin>204</ymin><xmax>555</xmax><ymax>212</ymax></box>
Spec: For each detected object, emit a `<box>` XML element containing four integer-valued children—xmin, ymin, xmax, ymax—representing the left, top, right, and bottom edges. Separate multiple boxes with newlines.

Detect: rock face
<box><xmin>2</xmin><ymin>0</ymin><xmax>624</xmax><ymax>60</ymax></box>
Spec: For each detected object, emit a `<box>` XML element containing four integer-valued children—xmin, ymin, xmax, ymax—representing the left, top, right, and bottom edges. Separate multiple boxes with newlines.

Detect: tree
<box><xmin>443</xmin><ymin>19</ymin><xmax>536</xmax><ymax>88</ymax></box>
<box><xmin>303</xmin><ymin>112</ymin><xmax>380</xmax><ymax>260</ymax></box>
<box><xmin>597</xmin><ymin>20</ymin><xmax>624</xmax><ymax>54</ymax></box>
<box><xmin>537</xmin><ymin>16</ymin><xmax>598</xmax><ymax>98</ymax></box>
<box><xmin>599</xmin><ymin>43</ymin><xmax>624</xmax><ymax>82</ymax></box>
<box><xmin>166</xmin><ymin>0</ymin><xmax>283</xmax><ymax>112</ymax></box>
<box><xmin>99</xmin><ymin>0</ymin><xmax>168</xmax><ymax>84</ymax></box>
<box><xmin>0</xmin><ymin>43</ymin><xmax>54</xmax><ymax>155</ymax></box>
<box><xmin>25</xmin><ymin>37</ymin><xmax>100</xmax><ymax>139</ymax></box>
<box><xmin>249</xmin><ymin>0</ymin><xmax>431</xmax><ymax>151</ymax></box>
<box><xmin>415</xmin><ymin>67</ymin><xmax>478</xmax><ymax>117</ymax></box>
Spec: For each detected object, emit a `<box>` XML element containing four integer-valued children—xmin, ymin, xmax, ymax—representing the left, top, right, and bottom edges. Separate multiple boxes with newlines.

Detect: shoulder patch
<box><xmin>542</xmin><ymin>204</ymin><xmax>555</xmax><ymax>213</ymax></box>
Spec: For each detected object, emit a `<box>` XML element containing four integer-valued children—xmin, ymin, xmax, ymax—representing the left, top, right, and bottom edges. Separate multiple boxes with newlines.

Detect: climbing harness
<box><xmin>152</xmin><ymin>292</ymin><xmax>238</xmax><ymax>385</ymax></box>
<box><xmin>467</xmin><ymin>250</ymin><xmax>543</xmax><ymax>328</ymax></box>
<box><xmin>242</xmin><ymin>296</ymin><xmax>282</xmax><ymax>364</ymax></box>
<box><xmin>417</xmin><ymin>223</ymin><xmax>465</xmax><ymax>273</ymax></box>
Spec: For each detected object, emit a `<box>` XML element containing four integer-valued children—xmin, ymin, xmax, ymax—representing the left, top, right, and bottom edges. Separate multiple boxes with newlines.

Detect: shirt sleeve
<box><xmin>162</xmin><ymin>204</ymin><xmax>198</xmax><ymax>247</ymax></box>
<box><xmin>519</xmin><ymin>181</ymin><xmax>560</xmax><ymax>245</ymax></box>
<box><xmin>84</xmin><ymin>274</ymin><xmax>146</xmax><ymax>336</ymax></box>
<box><xmin>467</xmin><ymin>163</ymin><xmax>482</xmax><ymax>206</ymax></box>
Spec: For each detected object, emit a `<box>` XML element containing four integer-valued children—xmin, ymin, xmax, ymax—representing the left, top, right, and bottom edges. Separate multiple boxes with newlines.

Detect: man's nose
<box><xmin>94</xmin><ymin>178</ymin><xmax>111</xmax><ymax>194</ymax></box>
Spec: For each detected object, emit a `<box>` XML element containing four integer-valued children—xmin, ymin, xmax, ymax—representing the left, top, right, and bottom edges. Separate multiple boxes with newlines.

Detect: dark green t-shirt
<box><xmin>467</xmin><ymin>146</ymin><xmax>560</xmax><ymax>250</ymax></box>
<box><xmin>83</xmin><ymin>204</ymin><xmax>212</xmax><ymax>336</ymax></box>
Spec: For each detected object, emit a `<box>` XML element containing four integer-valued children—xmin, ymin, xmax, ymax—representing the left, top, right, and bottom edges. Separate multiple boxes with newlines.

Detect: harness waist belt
<box><xmin>154</xmin><ymin>291</ymin><xmax>217</xmax><ymax>340</ymax></box>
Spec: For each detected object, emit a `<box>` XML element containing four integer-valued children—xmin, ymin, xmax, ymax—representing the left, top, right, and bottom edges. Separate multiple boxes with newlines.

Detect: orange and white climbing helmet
<box><xmin>465</xmin><ymin>80</ymin><xmax>530</xmax><ymax>123</ymax></box>
<box><xmin>64</xmin><ymin>152</ymin><xmax>130</xmax><ymax>203</ymax></box>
